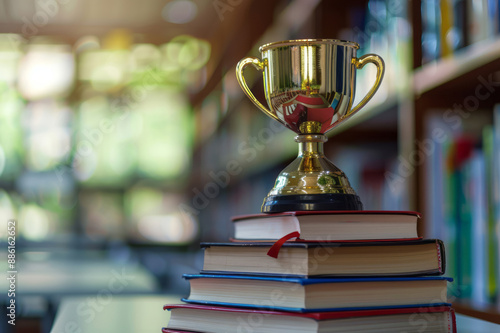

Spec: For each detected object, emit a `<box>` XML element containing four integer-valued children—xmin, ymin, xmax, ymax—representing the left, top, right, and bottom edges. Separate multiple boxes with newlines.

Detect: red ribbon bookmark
<box><xmin>266</xmin><ymin>231</ymin><xmax>301</xmax><ymax>259</ymax></box>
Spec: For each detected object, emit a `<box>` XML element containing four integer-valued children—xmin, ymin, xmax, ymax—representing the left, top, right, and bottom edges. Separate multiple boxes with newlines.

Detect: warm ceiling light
<box><xmin>162</xmin><ymin>0</ymin><xmax>198</xmax><ymax>24</ymax></box>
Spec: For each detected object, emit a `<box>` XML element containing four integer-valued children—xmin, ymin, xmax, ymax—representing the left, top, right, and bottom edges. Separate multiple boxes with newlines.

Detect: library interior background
<box><xmin>1</xmin><ymin>0</ymin><xmax>500</xmax><ymax>331</ymax></box>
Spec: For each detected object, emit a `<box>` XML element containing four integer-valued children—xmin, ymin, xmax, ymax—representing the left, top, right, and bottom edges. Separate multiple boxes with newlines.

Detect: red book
<box><xmin>231</xmin><ymin>210</ymin><xmax>421</xmax><ymax>242</ymax></box>
<box><xmin>163</xmin><ymin>304</ymin><xmax>457</xmax><ymax>333</ymax></box>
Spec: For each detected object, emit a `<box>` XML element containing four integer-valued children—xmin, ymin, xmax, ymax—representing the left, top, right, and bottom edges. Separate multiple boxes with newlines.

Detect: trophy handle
<box><xmin>236</xmin><ymin>57</ymin><xmax>280</xmax><ymax>123</ymax></box>
<box><xmin>347</xmin><ymin>54</ymin><xmax>385</xmax><ymax>118</ymax></box>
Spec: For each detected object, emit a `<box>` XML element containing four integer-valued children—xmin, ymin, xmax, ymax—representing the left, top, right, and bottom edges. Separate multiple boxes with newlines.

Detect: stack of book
<box><xmin>163</xmin><ymin>210</ymin><xmax>457</xmax><ymax>332</ymax></box>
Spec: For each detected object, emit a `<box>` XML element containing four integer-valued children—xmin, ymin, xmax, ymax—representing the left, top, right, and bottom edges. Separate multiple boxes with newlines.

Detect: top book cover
<box><xmin>232</xmin><ymin>210</ymin><xmax>421</xmax><ymax>241</ymax></box>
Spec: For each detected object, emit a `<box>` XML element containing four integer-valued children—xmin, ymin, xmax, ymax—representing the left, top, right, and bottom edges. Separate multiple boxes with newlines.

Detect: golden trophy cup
<box><xmin>236</xmin><ymin>39</ymin><xmax>385</xmax><ymax>213</ymax></box>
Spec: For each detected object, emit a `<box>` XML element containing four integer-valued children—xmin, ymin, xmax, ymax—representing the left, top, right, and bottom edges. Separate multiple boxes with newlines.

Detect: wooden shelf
<box><xmin>414</xmin><ymin>37</ymin><xmax>500</xmax><ymax>95</ymax></box>
<box><xmin>454</xmin><ymin>301</ymin><xmax>500</xmax><ymax>325</ymax></box>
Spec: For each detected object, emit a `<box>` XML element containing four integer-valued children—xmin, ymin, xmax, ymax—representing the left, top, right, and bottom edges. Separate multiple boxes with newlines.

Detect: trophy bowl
<box><xmin>236</xmin><ymin>39</ymin><xmax>384</xmax><ymax>213</ymax></box>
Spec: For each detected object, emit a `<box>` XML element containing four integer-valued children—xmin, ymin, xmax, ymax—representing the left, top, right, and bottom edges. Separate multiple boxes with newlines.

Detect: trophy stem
<box><xmin>261</xmin><ymin>134</ymin><xmax>364</xmax><ymax>213</ymax></box>
<box><xmin>297</xmin><ymin>134</ymin><xmax>326</xmax><ymax>154</ymax></box>
<box><xmin>296</xmin><ymin>134</ymin><xmax>327</xmax><ymax>173</ymax></box>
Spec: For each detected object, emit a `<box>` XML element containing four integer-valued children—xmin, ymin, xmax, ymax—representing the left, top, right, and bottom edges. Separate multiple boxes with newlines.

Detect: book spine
<box><xmin>444</xmin><ymin>136</ymin><xmax>458</xmax><ymax>292</ymax></box>
<box><xmin>467</xmin><ymin>0</ymin><xmax>490</xmax><ymax>44</ymax></box>
<box><xmin>470</xmin><ymin>149</ymin><xmax>488</xmax><ymax>304</ymax></box>
<box><xmin>441</xmin><ymin>0</ymin><xmax>454</xmax><ymax>56</ymax></box>
<box><xmin>452</xmin><ymin>0</ymin><xmax>467</xmax><ymax>50</ymax></box>
<box><xmin>483</xmin><ymin>122</ymin><xmax>499</xmax><ymax>303</ymax></box>
<box><xmin>455</xmin><ymin>136</ymin><xmax>474</xmax><ymax>300</ymax></box>
<box><xmin>421</xmin><ymin>0</ymin><xmax>442</xmax><ymax>64</ymax></box>
<box><xmin>437</xmin><ymin>239</ymin><xmax>447</xmax><ymax>275</ymax></box>
<box><xmin>427</xmin><ymin>116</ymin><xmax>446</xmax><ymax>239</ymax></box>
<box><xmin>493</xmin><ymin>104</ymin><xmax>500</xmax><ymax>303</ymax></box>
<box><xmin>488</xmin><ymin>0</ymin><xmax>500</xmax><ymax>35</ymax></box>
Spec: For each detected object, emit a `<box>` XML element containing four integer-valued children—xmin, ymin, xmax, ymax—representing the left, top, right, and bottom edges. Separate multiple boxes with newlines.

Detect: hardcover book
<box><xmin>201</xmin><ymin>239</ymin><xmax>446</xmax><ymax>277</ymax></box>
<box><xmin>163</xmin><ymin>304</ymin><xmax>457</xmax><ymax>333</ymax></box>
<box><xmin>181</xmin><ymin>274</ymin><xmax>452</xmax><ymax>312</ymax></box>
<box><xmin>232</xmin><ymin>210</ymin><xmax>421</xmax><ymax>241</ymax></box>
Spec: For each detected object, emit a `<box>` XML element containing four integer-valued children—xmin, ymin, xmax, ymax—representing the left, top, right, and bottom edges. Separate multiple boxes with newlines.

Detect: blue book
<box><xmin>181</xmin><ymin>274</ymin><xmax>452</xmax><ymax>313</ymax></box>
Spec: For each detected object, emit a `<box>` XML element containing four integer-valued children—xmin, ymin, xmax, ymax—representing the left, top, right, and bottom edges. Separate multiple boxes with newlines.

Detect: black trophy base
<box><xmin>261</xmin><ymin>193</ymin><xmax>363</xmax><ymax>213</ymax></box>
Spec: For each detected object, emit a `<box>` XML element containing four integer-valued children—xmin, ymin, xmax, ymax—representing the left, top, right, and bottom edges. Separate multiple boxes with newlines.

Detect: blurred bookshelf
<box><xmin>189</xmin><ymin>0</ymin><xmax>500</xmax><ymax>324</ymax></box>
<box><xmin>411</xmin><ymin>0</ymin><xmax>500</xmax><ymax>323</ymax></box>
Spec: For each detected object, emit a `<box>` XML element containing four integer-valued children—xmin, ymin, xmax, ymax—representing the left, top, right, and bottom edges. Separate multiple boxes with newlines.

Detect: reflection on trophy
<box><xmin>236</xmin><ymin>39</ymin><xmax>385</xmax><ymax>213</ymax></box>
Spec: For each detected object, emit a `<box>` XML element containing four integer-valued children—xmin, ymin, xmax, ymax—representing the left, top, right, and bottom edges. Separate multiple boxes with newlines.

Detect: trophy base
<box><xmin>261</xmin><ymin>193</ymin><xmax>364</xmax><ymax>213</ymax></box>
<box><xmin>260</xmin><ymin>134</ymin><xmax>364</xmax><ymax>213</ymax></box>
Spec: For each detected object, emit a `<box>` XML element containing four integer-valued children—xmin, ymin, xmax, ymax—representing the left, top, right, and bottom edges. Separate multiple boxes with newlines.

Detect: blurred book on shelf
<box><xmin>421</xmin><ymin>0</ymin><xmax>500</xmax><ymax>65</ymax></box>
<box><xmin>424</xmin><ymin>104</ymin><xmax>500</xmax><ymax>306</ymax></box>
<box><xmin>348</xmin><ymin>0</ymin><xmax>412</xmax><ymax>105</ymax></box>
<box><xmin>421</xmin><ymin>0</ymin><xmax>442</xmax><ymax>63</ymax></box>
<box><xmin>332</xmin><ymin>144</ymin><xmax>409</xmax><ymax>211</ymax></box>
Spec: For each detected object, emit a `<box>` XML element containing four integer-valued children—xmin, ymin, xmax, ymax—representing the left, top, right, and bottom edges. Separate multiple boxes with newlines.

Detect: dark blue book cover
<box><xmin>182</xmin><ymin>274</ymin><xmax>452</xmax><ymax>313</ymax></box>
